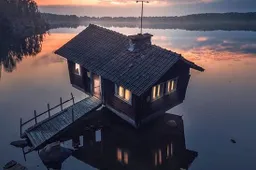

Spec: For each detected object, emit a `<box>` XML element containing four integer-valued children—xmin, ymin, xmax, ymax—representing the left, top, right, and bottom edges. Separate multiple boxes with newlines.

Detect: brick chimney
<box><xmin>128</xmin><ymin>33</ymin><xmax>153</xmax><ymax>51</ymax></box>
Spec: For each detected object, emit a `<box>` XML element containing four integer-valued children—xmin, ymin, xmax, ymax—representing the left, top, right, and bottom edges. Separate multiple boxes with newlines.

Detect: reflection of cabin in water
<box><xmin>71</xmin><ymin>111</ymin><xmax>198</xmax><ymax>170</ymax></box>
<box><xmin>55</xmin><ymin>24</ymin><xmax>204</xmax><ymax>127</ymax></box>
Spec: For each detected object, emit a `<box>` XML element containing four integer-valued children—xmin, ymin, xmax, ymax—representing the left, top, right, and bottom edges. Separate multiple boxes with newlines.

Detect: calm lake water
<box><xmin>0</xmin><ymin>26</ymin><xmax>256</xmax><ymax>169</ymax></box>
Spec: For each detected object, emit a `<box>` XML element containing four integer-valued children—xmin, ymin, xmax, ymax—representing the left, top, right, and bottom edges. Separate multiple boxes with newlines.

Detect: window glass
<box><xmin>115</xmin><ymin>85</ymin><xmax>132</xmax><ymax>104</ymax></box>
<box><xmin>157</xmin><ymin>85</ymin><xmax>161</xmax><ymax>97</ymax></box>
<box><xmin>152</xmin><ymin>84</ymin><xmax>164</xmax><ymax>101</ymax></box>
<box><xmin>118</xmin><ymin>86</ymin><xmax>124</xmax><ymax>98</ymax></box>
<box><xmin>152</xmin><ymin>86</ymin><xmax>156</xmax><ymax>100</ymax></box>
<box><xmin>167</xmin><ymin>78</ymin><xmax>178</xmax><ymax>94</ymax></box>
<box><xmin>125</xmin><ymin>89</ymin><xmax>131</xmax><ymax>101</ymax></box>
<box><xmin>117</xmin><ymin>148</ymin><xmax>122</xmax><ymax>162</ymax></box>
<box><xmin>87</xmin><ymin>71</ymin><xmax>90</xmax><ymax>78</ymax></box>
<box><xmin>75</xmin><ymin>63</ymin><xmax>81</xmax><ymax>76</ymax></box>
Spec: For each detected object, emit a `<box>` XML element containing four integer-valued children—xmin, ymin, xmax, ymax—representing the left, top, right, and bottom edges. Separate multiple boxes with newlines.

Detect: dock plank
<box><xmin>25</xmin><ymin>96</ymin><xmax>101</xmax><ymax>150</ymax></box>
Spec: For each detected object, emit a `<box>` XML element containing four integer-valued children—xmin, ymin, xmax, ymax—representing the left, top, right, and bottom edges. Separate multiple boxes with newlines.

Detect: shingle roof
<box><xmin>55</xmin><ymin>24</ymin><xmax>204</xmax><ymax>96</ymax></box>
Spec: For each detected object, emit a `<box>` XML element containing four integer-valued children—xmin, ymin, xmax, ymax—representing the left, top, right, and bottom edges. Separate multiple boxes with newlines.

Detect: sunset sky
<box><xmin>38</xmin><ymin>0</ymin><xmax>256</xmax><ymax>16</ymax></box>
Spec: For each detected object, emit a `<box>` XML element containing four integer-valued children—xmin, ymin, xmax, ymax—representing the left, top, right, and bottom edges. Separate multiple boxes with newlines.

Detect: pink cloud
<box><xmin>196</xmin><ymin>37</ymin><xmax>209</xmax><ymax>42</ymax></box>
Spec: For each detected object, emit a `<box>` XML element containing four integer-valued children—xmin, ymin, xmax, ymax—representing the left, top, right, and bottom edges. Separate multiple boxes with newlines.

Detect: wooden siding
<box><xmin>103</xmin><ymin>78</ymin><xmax>137</xmax><ymax>121</ymax></box>
<box><xmin>67</xmin><ymin>60</ymin><xmax>191</xmax><ymax>127</ymax></box>
<box><xmin>68</xmin><ymin>61</ymin><xmax>91</xmax><ymax>94</ymax></box>
<box><xmin>138</xmin><ymin>61</ymin><xmax>191</xmax><ymax>122</ymax></box>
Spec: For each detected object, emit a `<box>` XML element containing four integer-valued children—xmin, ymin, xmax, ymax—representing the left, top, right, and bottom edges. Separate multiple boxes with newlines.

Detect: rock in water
<box><xmin>230</xmin><ymin>139</ymin><xmax>236</xmax><ymax>144</ymax></box>
<box><xmin>39</xmin><ymin>142</ymin><xmax>73</xmax><ymax>169</ymax></box>
<box><xmin>10</xmin><ymin>140</ymin><xmax>29</xmax><ymax>148</ymax></box>
<box><xmin>3</xmin><ymin>160</ymin><xmax>27</xmax><ymax>170</ymax></box>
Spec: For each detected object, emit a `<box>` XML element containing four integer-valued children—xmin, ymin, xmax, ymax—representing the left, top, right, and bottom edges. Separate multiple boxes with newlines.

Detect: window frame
<box><xmin>87</xmin><ymin>71</ymin><xmax>91</xmax><ymax>78</ymax></box>
<box><xmin>117</xmin><ymin>148</ymin><xmax>129</xmax><ymax>165</ymax></box>
<box><xmin>115</xmin><ymin>84</ymin><xmax>132</xmax><ymax>105</ymax></box>
<box><xmin>151</xmin><ymin>83</ymin><xmax>165</xmax><ymax>102</ymax></box>
<box><xmin>166</xmin><ymin>77</ymin><xmax>178</xmax><ymax>94</ymax></box>
<box><xmin>74</xmin><ymin>63</ymin><xmax>82</xmax><ymax>76</ymax></box>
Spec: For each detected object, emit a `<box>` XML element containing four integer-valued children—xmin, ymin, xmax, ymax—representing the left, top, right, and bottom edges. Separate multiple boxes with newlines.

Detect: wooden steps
<box><xmin>24</xmin><ymin>96</ymin><xmax>102</xmax><ymax>151</ymax></box>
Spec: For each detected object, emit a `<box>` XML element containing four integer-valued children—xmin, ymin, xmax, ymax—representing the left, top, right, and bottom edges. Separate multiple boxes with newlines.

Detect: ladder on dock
<box><xmin>19</xmin><ymin>94</ymin><xmax>102</xmax><ymax>153</ymax></box>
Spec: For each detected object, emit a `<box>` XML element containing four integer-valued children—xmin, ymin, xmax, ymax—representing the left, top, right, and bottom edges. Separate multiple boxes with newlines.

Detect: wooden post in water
<box><xmin>47</xmin><ymin>103</ymin><xmax>51</xmax><ymax>117</ymax></box>
<box><xmin>71</xmin><ymin>93</ymin><xmax>75</xmax><ymax>104</ymax></box>
<box><xmin>20</xmin><ymin>118</ymin><xmax>23</xmax><ymax>137</ymax></box>
<box><xmin>71</xmin><ymin>93</ymin><xmax>75</xmax><ymax>122</ymax></box>
<box><xmin>22</xmin><ymin>148</ymin><xmax>27</xmax><ymax>162</ymax></box>
<box><xmin>72</xmin><ymin>108</ymin><xmax>74</xmax><ymax>123</ymax></box>
<box><xmin>60</xmin><ymin>97</ymin><xmax>63</xmax><ymax>111</ymax></box>
<box><xmin>34</xmin><ymin>110</ymin><xmax>37</xmax><ymax>124</ymax></box>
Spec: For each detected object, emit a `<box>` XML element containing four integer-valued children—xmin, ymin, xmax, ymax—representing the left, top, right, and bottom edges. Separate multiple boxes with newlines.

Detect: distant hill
<box><xmin>42</xmin><ymin>12</ymin><xmax>256</xmax><ymax>31</ymax></box>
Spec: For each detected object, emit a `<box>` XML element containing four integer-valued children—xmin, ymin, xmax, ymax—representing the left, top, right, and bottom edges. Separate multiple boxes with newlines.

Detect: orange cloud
<box><xmin>196</xmin><ymin>37</ymin><xmax>208</xmax><ymax>42</ymax></box>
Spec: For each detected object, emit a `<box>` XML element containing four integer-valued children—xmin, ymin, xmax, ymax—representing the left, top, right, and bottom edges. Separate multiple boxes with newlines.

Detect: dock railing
<box><xmin>20</xmin><ymin>93</ymin><xmax>75</xmax><ymax>137</ymax></box>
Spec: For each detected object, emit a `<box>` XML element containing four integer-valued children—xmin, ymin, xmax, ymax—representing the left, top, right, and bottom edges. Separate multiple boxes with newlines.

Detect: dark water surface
<box><xmin>0</xmin><ymin>26</ymin><xmax>256</xmax><ymax>169</ymax></box>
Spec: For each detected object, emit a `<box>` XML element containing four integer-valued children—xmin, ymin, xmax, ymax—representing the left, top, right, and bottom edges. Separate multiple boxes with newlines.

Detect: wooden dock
<box><xmin>22</xmin><ymin>96</ymin><xmax>102</xmax><ymax>151</ymax></box>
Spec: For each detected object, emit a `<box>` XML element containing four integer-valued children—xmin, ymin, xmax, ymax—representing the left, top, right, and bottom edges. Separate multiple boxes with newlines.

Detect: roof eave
<box><xmin>181</xmin><ymin>57</ymin><xmax>205</xmax><ymax>72</ymax></box>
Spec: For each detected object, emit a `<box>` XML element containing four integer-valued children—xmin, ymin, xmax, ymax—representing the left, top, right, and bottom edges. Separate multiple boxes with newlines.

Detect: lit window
<box><xmin>166</xmin><ymin>78</ymin><xmax>178</xmax><ymax>94</ymax></box>
<box><xmin>87</xmin><ymin>71</ymin><xmax>90</xmax><ymax>78</ymax></box>
<box><xmin>115</xmin><ymin>85</ymin><xmax>132</xmax><ymax>104</ymax></box>
<box><xmin>117</xmin><ymin>148</ymin><xmax>129</xmax><ymax>165</ymax></box>
<box><xmin>117</xmin><ymin>148</ymin><xmax>122</xmax><ymax>162</ymax></box>
<box><xmin>74</xmin><ymin>63</ymin><xmax>81</xmax><ymax>76</ymax></box>
<box><xmin>125</xmin><ymin>89</ymin><xmax>131</xmax><ymax>101</ymax></box>
<box><xmin>152</xmin><ymin>84</ymin><xmax>164</xmax><ymax>101</ymax></box>
<box><xmin>124</xmin><ymin>152</ymin><xmax>129</xmax><ymax>164</ymax></box>
<box><xmin>119</xmin><ymin>86</ymin><xmax>124</xmax><ymax>98</ymax></box>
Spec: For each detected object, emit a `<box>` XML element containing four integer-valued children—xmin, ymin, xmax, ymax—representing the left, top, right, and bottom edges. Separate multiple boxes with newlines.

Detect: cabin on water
<box><xmin>55</xmin><ymin>24</ymin><xmax>204</xmax><ymax>127</ymax></box>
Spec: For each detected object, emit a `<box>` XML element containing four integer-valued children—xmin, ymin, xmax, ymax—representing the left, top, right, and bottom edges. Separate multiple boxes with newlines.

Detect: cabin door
<box><xmin>93</xmin><ymin>74</ymin><xmax>101</xmax><ymax>99</ymax></box>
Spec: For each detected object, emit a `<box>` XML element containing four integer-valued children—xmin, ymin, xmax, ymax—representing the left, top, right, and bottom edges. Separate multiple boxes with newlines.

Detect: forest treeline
<box><xmin>42</xmin><ymin>12</ymin><xmax>256</xmax><ymax>31</ymax></box>
<box><xmin>0</xmin><ymin>0</ymin><xmax>48</xmax><ymax>37</ymax></box>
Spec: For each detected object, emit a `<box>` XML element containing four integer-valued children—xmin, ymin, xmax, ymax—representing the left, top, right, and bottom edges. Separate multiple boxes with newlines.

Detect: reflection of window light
<box><xmin>154</xmin><ymin>149</ymin><xmax>163</xmax><ymax>166</ymax></box>
<box><xmin>154</xmin><ymin>152</ymin><xmax>158</xmax><ymax>166</ymax></box>
<box><xmin>167</xmin><ymin>145</ymin><xmax>170</xmax><ymax>158</ymax></box>
<box><xmin>117</xmin><ymin>148</ymin><xmax>129</xmax><ymax>165</ymax></box>
<box><xmin>158</xmin><ymin>149</ymin><xmax>162</xmax><ymax>165</ymax></box>
<box><xmin>117</xmin><ymin>148</ymin><xmax>122</xmax><ymax>162</ymax></box>
<box><xmin>171</xmin><ymin>143</ymin><xmax>173</xmax><ymax>156</ymax></box>
<box><xmin>124</xmin><ymin>152</ymin><xmax>129</xmax><ymax>164</ymax></box>
<box><xmin>75</xmin><ymin>63</ymin><xmax>81</xmax><ymax>76</ymax></box>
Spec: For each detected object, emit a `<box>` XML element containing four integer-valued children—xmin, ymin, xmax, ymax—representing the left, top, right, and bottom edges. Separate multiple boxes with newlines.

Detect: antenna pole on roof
<box><xmin>136</xmin><ymin>0</ymin><xmax>149</xmax><ymax>34</ymax></box>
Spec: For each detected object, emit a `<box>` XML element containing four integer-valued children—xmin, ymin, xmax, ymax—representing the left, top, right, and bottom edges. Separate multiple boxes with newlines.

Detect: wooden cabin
<box><xmin>72</xmin><ymin>112</ymin><xmax>198</xmax><ymax>170</ymax></box>
<box><xmin>55</xmin><ymin>24</ymin><xmax>204</xmax><ymax>127</ymax></box>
